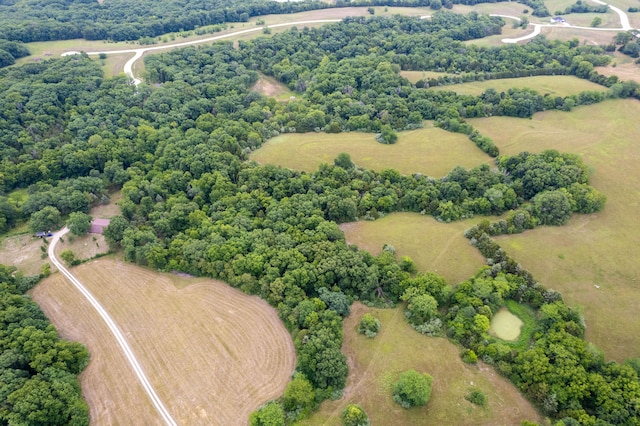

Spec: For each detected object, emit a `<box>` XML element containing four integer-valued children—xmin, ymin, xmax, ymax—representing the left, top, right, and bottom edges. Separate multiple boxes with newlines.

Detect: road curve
<box><xmin>48</xmin><ymin>228</ymin><xmax>178</xmax><ymax>426</ymax></box>
<box><xmin>64</xmin><ymin>19</ymin><xmax>341</xmax><ymax>85</ymax></box>
<box><xmin>591</xmin><ymin>0</ymin><xmax>632</xmax><ymax>30</ymax></box>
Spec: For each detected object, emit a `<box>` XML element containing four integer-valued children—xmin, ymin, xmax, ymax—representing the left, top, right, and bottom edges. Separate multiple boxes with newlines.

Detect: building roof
<box><xmin>89</xmin><ymin>218</ymin><xmax>111</xmax><ymax>234</ymax></box>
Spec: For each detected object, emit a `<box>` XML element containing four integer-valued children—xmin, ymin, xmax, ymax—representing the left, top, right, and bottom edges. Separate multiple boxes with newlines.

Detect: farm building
<box><xmin>89</xmin><ymin>218</ymin><xmax>111</xmax><ymax>234</ymax></box>
<box><xmin>550</xmin><ymin>17</ymin><xmax>566</xmax><ymax>23</ymax></box>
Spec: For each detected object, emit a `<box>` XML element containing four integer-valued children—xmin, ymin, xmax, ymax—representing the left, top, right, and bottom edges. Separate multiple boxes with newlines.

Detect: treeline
<box><xmin>0</xmin><ymin>265</ymin><xmax>90</xmax><ymax>424</ymax></box>
<box><xmin>560</xmin><ymin>0</ymin><xmax>608</xmax><ymax>15</ymax></box>
<box><xmin>0</xmin><ymin>39</ymin><xmax>29</xmax><ymax>68</ymax></box>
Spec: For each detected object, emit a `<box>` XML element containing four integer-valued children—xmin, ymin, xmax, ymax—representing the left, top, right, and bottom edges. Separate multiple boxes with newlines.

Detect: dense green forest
<box><xmin>0</xmin><ymin>266</ymin><xmax>89</xmax><ymax>424</ymax></box>
<box><xmin>1</xmin><ymin>12</ymin><xmax>640</xmax><ymax>425</ymax></box>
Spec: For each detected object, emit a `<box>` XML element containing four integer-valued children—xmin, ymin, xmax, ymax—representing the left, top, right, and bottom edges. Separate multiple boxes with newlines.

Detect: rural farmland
<box><xmin>32</xmin><ymin>258</ymin><xmax>295</xmax><ymax>425</ymax></box>
<box><xmin>2</xmin><ymin>1</ymin><xmax>640</xmax><ymax>425</ymax></box>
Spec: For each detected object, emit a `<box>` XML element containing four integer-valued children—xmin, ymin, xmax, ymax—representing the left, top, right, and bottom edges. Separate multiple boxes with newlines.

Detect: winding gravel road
<box><xmin>64</xmin><ymin>20</ymin><xmax>341</xmax><ymax>85</ymax></box>
<box><xmin>48</xmin><ymin>228</ymin><xmax>178</xmax><ymax>426</ymax></box>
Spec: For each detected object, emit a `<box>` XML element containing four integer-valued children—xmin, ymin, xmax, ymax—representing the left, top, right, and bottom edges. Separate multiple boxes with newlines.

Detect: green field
<box><xmin>470</xmin><ymin>99</ymin><xmax>640</xmax><ymax>362</ymax></box>
<box><xmin>400</xmin><ymin>70</ymin><xmax>452</xmax><ymax>83</ymax></box>
<box><xmin>340</xmin><ymin>213</ymin><xmax>486</xmax><ymax>285</ymax></box>
<box><xmin>250</xmin><ymin>124</ymin><xmax>492</xmax><ymax>177</ymax></box>
<box><xmin>299</xmin><ymin>303</ymin><xmax>542</xmax><ymax>425</ymax></box>
<box><xmin>429</xmin><ymin>75</ymin><xmax>606</xmax><ymax>97</ymax></box>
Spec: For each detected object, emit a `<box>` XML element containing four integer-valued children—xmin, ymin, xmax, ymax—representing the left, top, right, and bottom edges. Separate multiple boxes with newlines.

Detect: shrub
<box><xmin>341</xmin><ymin>403</ymin><xmax>370</xmax><ymax>426</ymax></box>
<box><xmin>465</xmin><ymin>389</ymin><xmax>487</xmax><ymax>406</ymax></box>
<box><xmin>393</xmin><ymin>370</ymin><xmax>433</xmax><ymax>408</ymax></box>
<box><xmin>249</xmin><ymin>401</ymin><xmax>285</xmax><ymax>426</ymax></box>
<box><xmin>60</xmin><ymin>249</ymin><xmax>76</xmax><ymax>266</ymax></box>
<box><xmin>462</xmin><ymin>349</ymin><xmax>478</xmax><ymax>364</ymax></box>
<box><xmin>358</xmin><ymin>313</ymin><xmax>381</xmax><ymax>338</ymax></box>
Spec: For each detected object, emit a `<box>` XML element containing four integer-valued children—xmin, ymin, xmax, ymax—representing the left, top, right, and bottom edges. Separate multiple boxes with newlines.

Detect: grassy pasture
<box><xmin>340</xmin><ymin>213</ymin><xmax>486</xmax><ymax>285</ymax></box>
<box><xmin>400</xmin><ymin>70</ymin><xmax>452</xmax><ymax>83</ymax></box>
<box><xmin>470</xmin><ymin>99</ymin><xmax>640</xmax><ymax>362</ymax></box>
<box><xmin>250</xmin><ymin>124</ymin><xmax>492</xmax><ymax>177</ymax></box>
<box><xmin>428</xmin><ymin>75</ymin><xmax>606</xmax><ymax>97</ymax></box>
<box><xmin>597</xmin><ymin>52</ymin><xmax>640</xmax><ymax>83</ymax></box>
<box><xmin>299</xmin><ymin>302</ymin><xmax>542</xmax><ymax>425</ymax></box>
<box><xmin>32</xmin><ymin>257</ymin><xmax>296</xmax><ymax>425</ymax></box>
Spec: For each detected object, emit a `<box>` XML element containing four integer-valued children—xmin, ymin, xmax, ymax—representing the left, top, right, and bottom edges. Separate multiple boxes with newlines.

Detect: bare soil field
<box><xmin>31</xmin><ymin>258</ymin><xmax>296</xmax><ymax>425</ymax></box>
<box><xmin>299</xmin><ymin>302</ymin><xmax>542</xmax><ymax>425</ymax></box>
<box><xmin>470</xmin><ymin>99</ymin><xmax>640</xmax><ymax>361</ymax></box>
<box><xmin>340</xmin><ymin>213</ymin><xmax>486</xmax><ymax>285</ymax></box>
<box><xmin>251</xmin><ymin>124</ymin><xmax>492</xmax><ymax>177</ymax></box>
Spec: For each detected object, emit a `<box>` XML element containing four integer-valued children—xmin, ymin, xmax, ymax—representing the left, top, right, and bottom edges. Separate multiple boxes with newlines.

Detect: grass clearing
<box><xmin>299</xmin><ymin>302</ymin><xmax>542</xmax><ymax>425</ymax></box>
<box><xmin>251</xmin><ymin>124</ymin><xmax>492</xmax><ymax>177</ymax></box>
<box><xmin>32</xmin><ymin>257</ymin><xmax>296</xmax><ymax>425</ymax></box>
<box><xmin>470</xmin><ymin>99</ymin><xmax>640</xmax><ymax>361</ymax></box>
<box><xmin>597</xmin><ymin>51</ymin><xmax>640</xmax><ymax>83</ymax></box>
<box><xmin>489</xmin><ymin>309</ymin><xmax>524</xmax><ymax>341</ymax></box>
<box><xmin>252</xmin><ymin>72</ymin><xmax>297</xmax><ymax>101</ymax></box>
<box><xmin>340</xmin><ymin>213</ymin><xmax>486</xmax><ymax>285</ymax></box>
<box><xmin>428</xmin><ymin>75</ymin><xmax>606</xmax><ymax>97</ymax></box>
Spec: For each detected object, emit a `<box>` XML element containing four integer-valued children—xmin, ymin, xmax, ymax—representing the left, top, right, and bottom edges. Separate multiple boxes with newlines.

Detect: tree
<box><xmin>283</xmin><ymin>373</ymin><xmax>315</xmax><ymax>414</ymax></box>
<box><xmin>377</xmin><ymin>125</ymin><xmax>398</xmax><ymax>144</ymax></box>
<box><xmin>404</xmin><ymin>294</ymin><xmax>438</xmax><ymax>326</ymax></box>
<box><xmin>591</xmin><ymin>17</ymin><xmax>602</xmax><ymax>27</ymax></box>
<box><xmin>249</xmin><ymin>401</ymin><xmax>285</xmax><ymax>426</ymax></box>
<box><xmin>532</xmin><ymin>190</ymin><xmax>572</xmax><ymax>225</ymax></box>
<box><xmin>358</xmin><ymin>313</ymin><xmax>381</xmax><ymax>338</ymax></box>
<box><xmin>29</xmin><ymin>206</ymin><xmax>61</xmax><ymax>233</ymax></box>
<box><xmin>341</xmin><ymin>403</ymin><xmax>370</xmax><ymax>426</ymax></box>
<box><xmin>334</xmin><ymin>153</ymin><xmax>355</xmax><ymax>170</ymax></box>
<box><xmin>60</xmin><ymin>250</ymin><xmax>76</xmax><ymax>265</ymax></box>
<box><xmin>103</xmin><ymin>216</ymin><xmax>129</xmax><ymax>249</ymax></box>
<box><xmin>393</xmin><ymin>370</ymin><xmax>434</xmax><ymax>408</ymax></box>
<box><xmin>67</xmin><ymin>212</ymin><xmax>92</xmax><ymax>236</ymax></box>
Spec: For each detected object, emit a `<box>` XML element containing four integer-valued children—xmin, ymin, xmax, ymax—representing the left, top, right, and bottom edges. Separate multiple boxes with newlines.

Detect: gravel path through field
<box><xmin>48</xmin><ymin>228</ymin><xmax>178</xmax><ymax>426</ymax></box>
<box><xmin>499</xmin><ymin>0</ymin><xmax>634</xmax><ymax>44</ymax></box>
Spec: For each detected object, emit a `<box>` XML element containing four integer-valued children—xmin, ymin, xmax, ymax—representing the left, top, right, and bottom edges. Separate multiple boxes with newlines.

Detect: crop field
<box><xmin>31</xmin><ymin>258</ymin><xmax>296</xmax><ymax>425</ymax></box>
<box><xmin>428</xmin><ymin>75</ymin><xmax>606</xmax><ymax>97</ymax></box>
<box><xmin>470</xmin><ymin>99</ymin><xmax>640</xmax><ymax>361</ymax></box>
<box><xmin>340</xmin><ymin>213</ymin><xmax>486</xmax><ymax>285</ymax></box>
<box><xmin>300</xmin><ymin>302</ymin><xmax>542</xmax><ymax>425</ymax></box>
<box><xmin>250</xmin><ymin>124</ymin><xmax>492</xmax><ymax>177</ymax></box>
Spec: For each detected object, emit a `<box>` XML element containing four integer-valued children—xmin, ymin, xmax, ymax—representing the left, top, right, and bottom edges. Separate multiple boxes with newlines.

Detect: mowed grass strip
<box><xmin>470</xmin><ymin>99</ymin><xmax>640</xmax><ymax>361</ymax></box>
<box><xmin>428</xmin><ymin>75</ymin><xmax>606</xmax><ymax>97</ymax></box>
<box><xmin>251</xmin><ymin>124</ymin><xmax>492</xmax><ymax>177</ymax></box>
<box><xmin>340</xmin><ymin>213</ymin><xmax>486</xmax><ymax>285</ymax></box>
<box><xmin>32</xmin><ymin>257</ymin><xmax>296</xmax><ymax>425</ymax></box>
<box><xmin>298</xmin><ymin>302</ymin><xmax>542</xmax><ymax>425</ymax></box>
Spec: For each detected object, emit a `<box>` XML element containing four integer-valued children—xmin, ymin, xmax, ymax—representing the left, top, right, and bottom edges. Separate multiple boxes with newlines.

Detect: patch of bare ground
<box><xmin>252</xmin><ymin>72</ymin><xmax>295</xmax><ymax>101</ymax></box>
<box><xmin>0</xmin><ymin>235</ymin><xmax>48</xmax><ymax>276</ymax></box>
<box><xmin>31</xmin><ymin>257</ymin><xmax>295</xmax><ymax>425</ymax></box>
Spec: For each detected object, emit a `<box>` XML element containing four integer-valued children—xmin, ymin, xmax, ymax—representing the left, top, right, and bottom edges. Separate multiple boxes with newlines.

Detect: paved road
<box><xmin>48</xmin><ymin>228</ymin><xmax>178</xmax><ymax>426</ymax></box>
<box><xmin>64</xmin><ymin>19</ymin><xmax>341</xmax><ymax>85</ymax></box>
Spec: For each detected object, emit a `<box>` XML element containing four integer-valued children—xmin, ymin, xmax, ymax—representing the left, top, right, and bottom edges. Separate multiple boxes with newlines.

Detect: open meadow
<box><xmin>470</xmin><ymin>99</ymin><xmax>640</xmax><ymax>362</ymax></box>
<box><xmin>251</xmin><ymin>124</ymin><xmax>492</xmax><ymax>177</ymax></box>
<box><xmin>427</xmin><ymin>75</ymin><xmax>606</xmax><ymax>97</ymax></box>
<box><xmin>340</xmin><ymin>213</ymin><xmax>486</xmax><ymax>286</ymax></box>
<box><xmin>31</xmin><ymin>257</ymin><xmax>296</xmax><ymax>425</ymax></box>
<box><xmin>299</xmin><ymin>302</ymin><xmax>542</xmax><ymax>425</ymax></box>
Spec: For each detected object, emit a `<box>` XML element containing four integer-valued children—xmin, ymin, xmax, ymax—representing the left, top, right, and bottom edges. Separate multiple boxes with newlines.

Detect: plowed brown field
<box><xmin>32</xmin><ymin>257</ymin><xmax>295</xmax><ymax>425</ymax></box>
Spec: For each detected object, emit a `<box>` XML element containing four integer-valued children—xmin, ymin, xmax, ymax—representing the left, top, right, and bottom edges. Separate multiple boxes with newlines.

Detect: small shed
<box><xmin>89</xmin><ymin>218</ymin><xmax>111</xmax><ymax>234</ymax></box>
<box><xmin>550</xmin><ymin>17</ymin><xmax>566</xmax><ymax>23</ymax></box>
